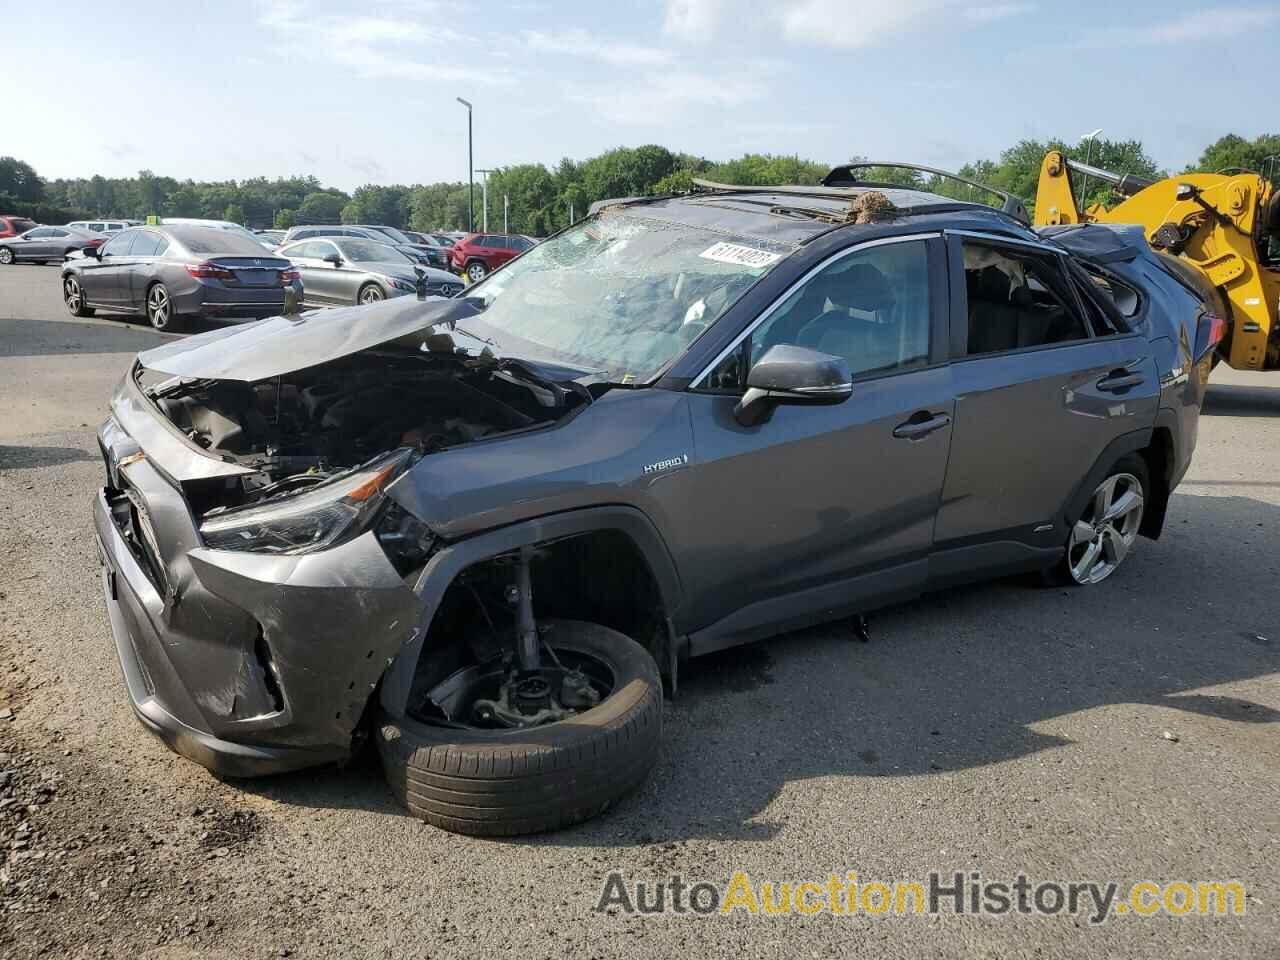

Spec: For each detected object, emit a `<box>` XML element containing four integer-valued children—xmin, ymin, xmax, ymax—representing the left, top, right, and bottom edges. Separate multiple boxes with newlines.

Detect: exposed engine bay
<box><xmin>143</xmin><ymin>348</ymin><xmax>586</xmax><ymax>522</ymax></box>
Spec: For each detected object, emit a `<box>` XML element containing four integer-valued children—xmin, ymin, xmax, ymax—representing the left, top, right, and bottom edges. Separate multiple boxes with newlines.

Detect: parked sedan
<box><xmin>353</xmin><ymin>224</ymin><xmax>451</xmax><ymax>270</ymax></box>
<box><xmin>0</xmin><ymin>225</ymin><xmax>104</xmax><ymax>264</ymax></box>
<box><xmin>277</xmin><ymin>237</ymin><xmax>462</xmax><ymax>306</ymax></box>
<box><xmin>61</xmin><ymin>225</ymin><xmax>300</xmax><ymax>330</ymax></box>
<box><xmin>280</xmin><ymin>225</ymin><xmax>441</xmax><ymax>268</ymax></box>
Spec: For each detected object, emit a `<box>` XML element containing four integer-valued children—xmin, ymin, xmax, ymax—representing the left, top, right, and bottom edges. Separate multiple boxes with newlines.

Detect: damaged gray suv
<box><xmin>94</xmin><ymin>166</ymin><xmax>1220</xmax><ymax>835</ymax></box>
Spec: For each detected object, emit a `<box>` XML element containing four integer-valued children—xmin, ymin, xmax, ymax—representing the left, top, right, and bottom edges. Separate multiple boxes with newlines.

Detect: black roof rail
<box><xmin>822</xmin><ymin>162</ymin><xmax>1030</xmax><ymax>225</ymax></box>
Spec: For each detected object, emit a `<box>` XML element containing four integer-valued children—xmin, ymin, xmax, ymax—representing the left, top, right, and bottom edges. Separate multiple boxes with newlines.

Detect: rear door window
<box><xmin>130</xmin><ymin>232</ymin><xmax>163</xmax><ymax>257</ymax></box>
<box><xmin>960</xmin><ymin>241</ymin><xmax>1089</xmax><ymax>356</ymax></box>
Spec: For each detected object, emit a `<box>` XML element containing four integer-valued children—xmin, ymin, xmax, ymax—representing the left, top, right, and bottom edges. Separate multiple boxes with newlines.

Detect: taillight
<box><xmin>85</xmin><ymin>238</ymin><xmax>106</xmax><ymax>248</ymax></box>
<box><xmin>1194</xmin><ymin>312</ymin><xmax>1228</xmax><ymax>362</ymax></box>
<box><xmin>280</xmin><ymin>268</ymin><xmax>300</xmax><ymax>283</ymax></box>
<box><xmin>186</xmin><ymin>262</ymin><xmax>236</xmax><ymax>280</ymax></box>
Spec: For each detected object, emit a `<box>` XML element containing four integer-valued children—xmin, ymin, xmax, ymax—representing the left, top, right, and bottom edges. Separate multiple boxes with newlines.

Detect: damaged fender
<box><xmin>378</xmin><ymin>505</ymin><xmax>683</xmax><ymax>720</ymax></box>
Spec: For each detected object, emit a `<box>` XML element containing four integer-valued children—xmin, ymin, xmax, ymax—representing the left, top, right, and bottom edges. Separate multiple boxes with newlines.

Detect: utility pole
<box><xmin>503</xmin><ymin>194</ymin><xmax>509</xmax><ymax>235</ymax></box>
<box><xmin>456</xmin><ymin>98</ymin><xmax>474</xmax><ymax>232</ymax></box>
<box><xmin>476</xmin><ymin>168</ymin><xmax>492</xmax><ymax>232</ymax></box>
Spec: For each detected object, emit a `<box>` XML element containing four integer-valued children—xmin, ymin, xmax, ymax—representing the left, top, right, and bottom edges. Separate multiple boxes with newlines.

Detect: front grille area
<box><xmin>105</xmin><ymin>480</ymin><xmax>168</xmax><ymax>594</ymax></box>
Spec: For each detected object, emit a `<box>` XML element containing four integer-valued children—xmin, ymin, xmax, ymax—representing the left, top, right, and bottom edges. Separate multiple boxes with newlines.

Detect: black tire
<box><xmin>62</xmin><ymin>275</ymin><xmax>94</xmax><ymax>317</ymax></box>
<box><xmin>0</xmin><ymin>247</ymin><xmax>13</xmax><ymax>266</ymax></box>
<box><xmin>357</xmin><ymin>282</ymin><xmax>385</xmax><ymax>305</ymax></box>
<box><xmin>376</xmin><ymin>619</ymin><xmax>662</xmax><ymax>836</ymax></box>
<box><xmin>1048</xmin><ymin>454</ymin><xmax>1149</xmax><ymax>587</ymax></box>
<box><xmin>465</xmin><ymin>260</ymin><xmax>488</xmax><ymax>283</ymax></box>
<box><xmin>145</xmin><ymin>282</ymin><xmax>182</xmax><ymax>331</ymax></box>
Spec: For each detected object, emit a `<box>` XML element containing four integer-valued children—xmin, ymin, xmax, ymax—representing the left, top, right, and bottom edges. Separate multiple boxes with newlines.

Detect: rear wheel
<box><xmin>376</xmin><ymin>619</ymin><xmax>662</xmax><ymax>836</ymax></box>
<box><xmin>145</xmin><ymin>282</ymin><xmax>181</xmax><ymax>331</ymax></box>
<box><xmin>465</xmin><ymin>260</ymin><xmax>488</xmax><ymax>283</ymax></box>
<box><xmin>0</xmin><ymin>247</ymin><xmax>12</xmax><ymax>266</ymax></box>
<box><xmin>357</xmin><ymin>282</ymin><xmax>385</xmax><ymax>305</ymax></box>
<box><xmin>62</xmin><ymin>276</ymin><xmax>94</xmax><ymax>317</ymax></box>
<box><xmin>1057</xmin><ymin>455</ymin><xmax>1148</xmax><ymax>586</ymax></box>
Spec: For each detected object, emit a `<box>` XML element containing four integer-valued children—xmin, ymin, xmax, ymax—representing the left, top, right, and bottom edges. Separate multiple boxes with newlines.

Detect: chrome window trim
<box><xmin>690</xmin><ymin>232</ymin><xmax>941</xmax><ymax>389</ymax></box>
<box><xmin>944</xmin><ymin>228</ymin><xmax>1059</xmax><ymax>253</ymax></box>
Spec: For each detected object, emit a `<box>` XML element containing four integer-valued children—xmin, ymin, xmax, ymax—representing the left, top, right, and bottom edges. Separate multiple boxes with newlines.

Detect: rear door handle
<box><xmin>893</xmin><ymin>412</ymin><xmax>952</xmax><ymax>440</ymax></box>
<box><xmin>1096</xmin><ymin>371</ymin><xmax>1144</xmax><ymax>392</ymax></box>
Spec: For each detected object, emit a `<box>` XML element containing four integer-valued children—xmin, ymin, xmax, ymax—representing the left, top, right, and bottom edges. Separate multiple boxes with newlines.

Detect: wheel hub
<box><xmin>1068</xmin><ymin>472</ymin><xmax>1144</xmax><ymax>584</ymax></box>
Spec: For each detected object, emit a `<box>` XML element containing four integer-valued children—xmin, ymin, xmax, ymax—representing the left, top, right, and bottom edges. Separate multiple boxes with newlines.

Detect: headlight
<box><xmin>199</xmin><ymin>449</ymin><xmax>415</xmax><ymax>554</ymax></box>
<box><xmin>389</xmin><ymin>277</ymin><xmax>415</xmax><ymax>292</ymax></box>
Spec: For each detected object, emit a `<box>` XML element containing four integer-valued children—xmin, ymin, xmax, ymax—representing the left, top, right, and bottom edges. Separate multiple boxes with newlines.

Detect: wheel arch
<box><xmin>1058</xmin><ymin>428</ymin><xmax>1153</xmax><ymax>538</ymax></box>
<box><xmin>378</xmin><ymin>505</ymin><xmax>682</xmax><ymax>720</ymax></box>
<box><xmin>1138</xmin><ymin>417</ymin><xmax>1177</xmax><ymax>540</ymax></box>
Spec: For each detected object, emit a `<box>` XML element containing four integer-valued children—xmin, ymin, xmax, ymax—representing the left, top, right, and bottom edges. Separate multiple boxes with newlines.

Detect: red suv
<box><xmin>0</xmin><ymin>215</ymin><xmax>37</xmax><ymax>239</ymax></box>
<box><xmin>449</xmin><ymin>233</ymin><xmax>533</xmax><ymax>282</ymax></box>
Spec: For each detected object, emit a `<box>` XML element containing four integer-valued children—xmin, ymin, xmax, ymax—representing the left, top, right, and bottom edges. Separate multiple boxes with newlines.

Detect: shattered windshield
<box><xmin>460</xmin><ymin>211</ymin><xmax>793</xmax><ymax>381</ymax></box>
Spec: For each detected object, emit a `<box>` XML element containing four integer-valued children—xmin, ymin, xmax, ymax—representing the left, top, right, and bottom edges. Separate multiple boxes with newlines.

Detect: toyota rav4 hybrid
<box><xmin>93</xmin><ymin>170</ymin><xmax>1219</xmax><ymax>836</ymax></box>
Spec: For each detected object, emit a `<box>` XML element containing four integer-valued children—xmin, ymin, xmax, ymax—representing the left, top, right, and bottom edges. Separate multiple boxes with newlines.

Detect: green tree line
<box><xmin>3</xmin><ymin>133</ymin><xmax>1276</xmax><ymax>236</ymax></box>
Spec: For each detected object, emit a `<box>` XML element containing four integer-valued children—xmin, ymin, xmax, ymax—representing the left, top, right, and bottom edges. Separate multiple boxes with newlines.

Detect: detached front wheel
<box><xmin>376</xmin><ymin>619</ymin><xmax>662</xmax><ymax>836</ymax></box>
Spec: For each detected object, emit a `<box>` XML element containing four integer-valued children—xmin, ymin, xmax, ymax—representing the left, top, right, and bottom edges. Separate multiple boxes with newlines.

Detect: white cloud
<box><xmin>964</xmin><ymin>3</ymin><xmax>1035</xmax><ymax>23</ymax></box>
<box><xmin>1075</xmin><ymin>6</ymin><xmax>1277</xmax><ymax>47</ymax></box>
<box><xmin>663</xmin><ymin>0</ymin><xmax>1035</xmax><ymax>48</ymax></box>
<box><xmin>779</xmin><ymin>0</ymin><xmax>949</xmax><ymax>48</ymax></box>
<box><xmin>523</xmin><ymin>29</ymin><xmax>671</xmax><ymax>66</ymax></box>
<box><xmin>663</xmin><ymin>0</ymin><xmax>729</xmax><ymax>38</ymax></box>
<box><xmin>568</xmin><ymin>67</ymin><xmax>768</xmax><ymax>123</ymax></box>
<box><xmin>1140</xmin><ymin>7</ymin><xmax>1275</xmax><ymax>43</ymax></box>
<box><xmin>257</xmin><ymin>0</ymin><xmax>509</xmax><ymax>85</ymax></box>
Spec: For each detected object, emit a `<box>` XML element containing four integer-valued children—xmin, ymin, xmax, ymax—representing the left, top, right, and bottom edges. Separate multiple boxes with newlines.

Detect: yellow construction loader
<box><xmin>1035</xmin><ymin>151</ymin><xmax>1280</xmax><ymax>370</ymax></box>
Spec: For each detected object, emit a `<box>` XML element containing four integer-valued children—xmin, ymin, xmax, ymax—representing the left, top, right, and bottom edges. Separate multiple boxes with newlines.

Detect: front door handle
<box><xmin>1096</xmin><ymin>370</ymin><xmax>1144</xmax><ymax>392</ymax></box>
<box><xmin>893</xmin><ymin>412</ymin><xmax>952</xmax><ymax>440</ymax></box>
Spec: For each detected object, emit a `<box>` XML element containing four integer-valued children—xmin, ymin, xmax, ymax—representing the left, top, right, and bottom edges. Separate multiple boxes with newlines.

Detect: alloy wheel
<box><xmin>359</xmin><ymin>285</ymin><xmax>385</xmax><ymax>304</ymax></box>
<box><xmin>147</xmin><ymin>285</ymin><xmax>171</xmax><ymax>329</ymax></box>
<box><xmin>1067</xmin><ymin>473</ymin><xmax>1144</xmax><ymax>584</ymax></box>
<box><xmin>63</xmin><ymin>277</ymin><xmax>82</xmax><ymax>312</ymax></box>
<box><xmin>0</xmin><ymin>248</ymin><xmax>12</xmax><ymax>265</ymax></box>
<box><xmin>467</xmin><ymin>262</ymin><xmax>487</xmax><ymax>282</ymax></box>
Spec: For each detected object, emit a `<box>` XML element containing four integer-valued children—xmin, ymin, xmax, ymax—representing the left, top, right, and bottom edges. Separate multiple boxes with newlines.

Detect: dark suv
<box><xmin>93</xmin><ymin>172</ymin><xmax>1218</xmax><ymax>837</ymax></box>
<box><xmin>449</xmin><ymin>232</ymin><xmax>533</xmax><ymax>281</ymax></box>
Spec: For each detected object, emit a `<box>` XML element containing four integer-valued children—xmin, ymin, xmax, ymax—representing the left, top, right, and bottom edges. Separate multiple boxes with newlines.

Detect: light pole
<box><xmin>1078</xmin><ymin>128</ymin><xmax>1102</xmax><ymax>210</ymax></box>
<box><xmin>456</xmin><ymin>97</ymin><xmax>474</xmax><ymax>232</ymax></box>
<box><xmin>476</xmin><ymin>168</ymin><xmax>493</xmax><ymax>232</ymax></box>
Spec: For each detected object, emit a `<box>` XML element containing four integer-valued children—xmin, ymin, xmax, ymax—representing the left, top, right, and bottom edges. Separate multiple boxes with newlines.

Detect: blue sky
<box><xmin>8</xmin><ymin>0</ymin><xmax>1276</xmax><ymax>189</ymax></box>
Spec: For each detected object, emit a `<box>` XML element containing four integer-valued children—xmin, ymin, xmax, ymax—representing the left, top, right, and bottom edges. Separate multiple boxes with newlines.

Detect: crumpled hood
<box><xmin>136</xmin><ymin>294</ymin><xmax>467</xmax><ymax>382</ymax></box>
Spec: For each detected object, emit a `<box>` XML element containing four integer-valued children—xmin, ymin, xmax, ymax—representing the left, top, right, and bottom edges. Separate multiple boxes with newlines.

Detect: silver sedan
<box><xmin>0</xmin><ymin>225</ymin><xmax>102</xmax><ymax>265</ymax></box>
<box><xmin>277</xmin><ymin>237</ymin><xmax>463</xmax><ymax>307</ymax></box>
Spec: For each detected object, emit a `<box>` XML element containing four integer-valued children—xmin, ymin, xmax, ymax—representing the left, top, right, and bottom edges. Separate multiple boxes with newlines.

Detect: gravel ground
<box><xmin>1</xmin><ymin>263</ymin><xmax>1277</xmax><ymax>959</ymax></box>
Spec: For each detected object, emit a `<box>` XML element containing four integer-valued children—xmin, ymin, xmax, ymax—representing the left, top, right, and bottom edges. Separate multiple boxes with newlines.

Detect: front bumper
<box><xmin>94</xmin><ymin>415</ymin><xmax>424</xmax><ymax>777</ymax></box>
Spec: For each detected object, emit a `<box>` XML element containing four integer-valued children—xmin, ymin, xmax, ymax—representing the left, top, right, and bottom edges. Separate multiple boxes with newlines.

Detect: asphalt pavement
<box><xmin>1</xmin><ymin>262</ymin><xmax>1277</xmax><ymax>959</ymax></box>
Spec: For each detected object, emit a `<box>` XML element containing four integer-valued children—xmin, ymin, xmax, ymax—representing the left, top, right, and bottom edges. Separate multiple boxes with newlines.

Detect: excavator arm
<box><xmin>1035</xmin><ymin>150</ymin><xmax>1280</xmax><ymax>371</ymax></box>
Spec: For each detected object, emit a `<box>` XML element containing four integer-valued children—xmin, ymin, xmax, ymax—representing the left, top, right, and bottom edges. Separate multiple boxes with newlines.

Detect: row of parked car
<box><xmin>1</xmin><ymin>210</ymin><xmax>541</xmax><ymax>329</ymax></box>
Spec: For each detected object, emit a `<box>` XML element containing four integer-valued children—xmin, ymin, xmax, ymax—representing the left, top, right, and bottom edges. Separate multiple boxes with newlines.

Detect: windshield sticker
<box><xmin>698</xmin><ymin>242</ymin><xmax>781</xmax><ymax>269</ymax></box>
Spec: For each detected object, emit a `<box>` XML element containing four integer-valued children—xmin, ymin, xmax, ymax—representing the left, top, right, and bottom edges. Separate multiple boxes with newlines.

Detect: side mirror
<box><xmin>734</xmin><ymin>344</ymin><xmax>853</xmax><ymax>427</ymax></box>
<box><xmin>323</xmin><ymin>252</ymin><xmax>343</xmax><ymax>266</ymax></box>
<box><xmin>83</xmin><ymin>246</ymin><xmax>101</xmax><ymax>260</ymax></box>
